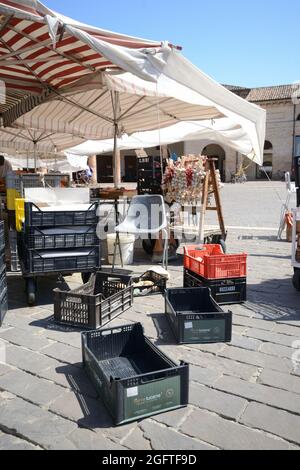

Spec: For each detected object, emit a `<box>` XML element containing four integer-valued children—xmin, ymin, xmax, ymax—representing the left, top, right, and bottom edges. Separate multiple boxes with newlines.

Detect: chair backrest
<box><xmin>121</xmin><ymin>195</ymin><xmax>167</xmax><ymax>233</ymax></box>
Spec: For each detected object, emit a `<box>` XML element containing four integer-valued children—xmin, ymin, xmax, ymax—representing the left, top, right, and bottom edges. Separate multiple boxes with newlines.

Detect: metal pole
<box><xmin>34</xmin><ymin>141</ymin><xmax>37</xmax><ymax>172</ymax></box>
<box><xmin>112</xmin><ymin>91</ymin><xmax>122</xmax><ymax>189</ymax></box>
<box><xmin>113</xmin><ymin>123</ymin><xmax>119</xmax><ymax>189</ymax></box>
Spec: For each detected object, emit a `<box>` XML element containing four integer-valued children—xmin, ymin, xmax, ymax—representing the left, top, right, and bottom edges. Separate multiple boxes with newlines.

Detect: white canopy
<box><xmin>14</xmin><ymin>45</ymin><xmax>266</xmax><ymax>171</ymax></box>
<box><xmin>68</xmin><ymin>118</ymin><xmax>261</xmax><ymax>165</ymax></box>
<box><xmin>5</xmin><ymin>152</ymin><xmax>88</xmax><ymax>173</ymax></box>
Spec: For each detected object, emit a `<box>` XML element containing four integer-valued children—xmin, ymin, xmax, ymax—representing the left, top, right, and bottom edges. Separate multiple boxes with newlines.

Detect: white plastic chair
<box><xmin>112</xmin><ymin>195</ymin><xmax>169</xmax><ymax>270</ymax></box>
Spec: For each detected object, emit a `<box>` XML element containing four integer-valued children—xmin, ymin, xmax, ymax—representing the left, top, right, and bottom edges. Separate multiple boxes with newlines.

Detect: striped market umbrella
<box><xmin>0</xmin><ymin>1</ymin><xmax>266</xmax><ymax>186</ymax></box>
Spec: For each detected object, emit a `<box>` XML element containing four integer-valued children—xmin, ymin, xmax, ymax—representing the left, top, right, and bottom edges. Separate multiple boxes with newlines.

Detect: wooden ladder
<box><xmin>198</xmin><ymin>157</ymin><xmax>226</xmax><ymax>242</ymax></box>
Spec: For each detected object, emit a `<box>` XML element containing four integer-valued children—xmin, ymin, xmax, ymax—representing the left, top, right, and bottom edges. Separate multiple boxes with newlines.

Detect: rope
<box><xmin>262</xmin><ymin>167</ymin><xmax>285</xmax><ymax>204</ymax></box>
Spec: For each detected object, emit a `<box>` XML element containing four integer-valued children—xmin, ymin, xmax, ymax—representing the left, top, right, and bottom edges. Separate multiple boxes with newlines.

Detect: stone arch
<box><xmin>202</xmin><ymin>143</ymin><xmax>226</xmax><ymax>182</ymax></box>
<box><xmin>257</xmin><ymin>140</ymin><xmax>273</xmax><ymax>179</ymax></box>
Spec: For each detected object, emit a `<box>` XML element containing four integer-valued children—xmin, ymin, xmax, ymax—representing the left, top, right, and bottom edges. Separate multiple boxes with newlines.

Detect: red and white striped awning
<box><xmin>0</xmin><ymin>1</ymin><xmax>266</xmax><ymax>172</ymax></box>
<box><xmin>0</xmin><ymin>0</ymin><xmax>163</xmax><ymax>125</ymax></box>
<box><xmin>0</xmin><ymin>125</ymin><xmax>85</xmax><ymax>153</ymax></box>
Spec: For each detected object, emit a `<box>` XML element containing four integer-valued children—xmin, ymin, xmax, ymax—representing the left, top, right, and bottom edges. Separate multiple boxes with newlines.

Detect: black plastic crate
<box><xmin>82</xmin><ymin>323</ymin><xmax>189</xmax><ymax>425</ymax></box>
<box><xmin>0</xmin><ymin>251</ymin><xmax>5</xmax><ymax>271</ymax></box>
<box><xmin>24</xmin><ymin>247</ymin><xmax>100</xmax><ymax>274</ymax></box>
<box><xmin>184</xmin><ymin>269</ymin><xmax>247</xmax><ymax>305</ymax></box>
<box><xmin>24</xmin><ymin>226</ymin><xmax>98</xmax><ymax>250</ymax></box>
<box><xmin>54</xmin><ymin>271</ymin><xmax>133</xmax><ymax>329</ymax></box>
<box><xmin>132</xmin><ymin>270</ymin><xmax>167</xmax><ymax>297</ymax></box>
<box><xmin>24</xmin><ymin>202</ymin><xmax>98</xmax><ymax>228</ymax></box>
<box><xmin>0</xmin><ymin>265</ymin><xmax>7</xmax><ymax>294</ymax></box>
<box><xmin>0</xmin><ymin>286</ymin><xmax>8</xmax><ymax>327</ymax></box>
<box><xmin>165</xmin><ymin>287</ymin><xmax>232</xmax><ymax>345</ymax></box>
<box><xmin>0</xmin><ymin>221</ymin><xmax>5</xmax><ymax>254</ymax></box>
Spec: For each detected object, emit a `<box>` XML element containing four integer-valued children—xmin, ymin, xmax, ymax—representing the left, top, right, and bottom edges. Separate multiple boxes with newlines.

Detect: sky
<box><xmin>45</xmin><ymin>0</ymin><xmax>299</xmax><ymax>88</ymax></box>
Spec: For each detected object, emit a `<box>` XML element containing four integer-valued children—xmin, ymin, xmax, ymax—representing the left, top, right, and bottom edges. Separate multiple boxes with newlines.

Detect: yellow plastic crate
<box><xmin>15</xmin><ymin>199</ymin><xmax>25</xmax><ymax>232</ymax></box>
<box><xmin>6</xmin><ymin>188</ymin><xmax>21</xmax><ymax>211</ymax></box>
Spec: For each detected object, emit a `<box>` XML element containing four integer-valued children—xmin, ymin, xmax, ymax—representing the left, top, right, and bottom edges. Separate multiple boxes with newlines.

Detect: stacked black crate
<box><xmin>183</xmin><ymin>246</ymin><xmax>247</xmax><ymax>305</ymax></box>
<box><xmin>0</xmin><ymin>221</ymin><xmax>8</xmax><ymax>326</ymax></box>
<box><xmin>184</xmin><ymin>269</ymin><xmax>247</xmax><ymax>305</ymax></box>
<box><xmin>137</xmin><ymin>156</ymin><xmax>165</xmax><ymax>195</ymax></box>
<box><xmin>19</xmin><ymin>202</ymin><xmax>101</xmax><ymax>276</ymax></box>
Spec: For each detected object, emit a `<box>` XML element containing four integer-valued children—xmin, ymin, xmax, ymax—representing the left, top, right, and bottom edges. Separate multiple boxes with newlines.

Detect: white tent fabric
<box><xmin>67</xmin><ymin>118</ymin><xmax>258</xmax><ymax>163</ymax></box>
<box><xmin>14</xmin><ymin>72</ymin><xmax>223</xmax><ymax>138</ymax></box>
<box><xmin>6</xmin><ymin>152</ymin><xmax>88</xmax><ymax>172</ymax></box>
<box><xmin>54</xmin><ymin>36</ymin><xmax>266</xmax><ymax>163</ymax></box>
<box><xmin>14</xmin><ymin>45</ymin><xmax>266</xmax><ymax>166</ymax></box>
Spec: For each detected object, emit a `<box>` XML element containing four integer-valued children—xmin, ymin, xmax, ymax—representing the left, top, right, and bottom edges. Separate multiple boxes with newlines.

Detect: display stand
<box><xmin>155</xmin><ymin>157</ymin><xmax>227</xmax><ymax>261</ymax></box>
<box><xmin>198</xmin><ymin>158</ymin><xmax>226</xmax><ymax>243</ymax></box>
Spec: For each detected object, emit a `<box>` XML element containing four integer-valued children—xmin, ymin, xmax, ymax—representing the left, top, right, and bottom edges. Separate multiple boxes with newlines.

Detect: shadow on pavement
<box><xmin>55</xmin><ymin>363</ymin><xmax>114</xmax><ymax>429</ymax></box>
<box><xmin>30</xmin><ymin>315</ymin><xmax>83</xmax><ymax>335</ymax></box>
<box><xmin>245</xmin><ymin>277</ymin><xmax>300</xmax><ymax>322</ymax></box>
<box><xmin>150</xmin><ymin>313</ymin><xmax>177</xmax><ymax>346</ymax></box>
<box><xmin>7</xmin><ymin>273</ymin><xmax>80</xmax><ymax>308</ymax></box>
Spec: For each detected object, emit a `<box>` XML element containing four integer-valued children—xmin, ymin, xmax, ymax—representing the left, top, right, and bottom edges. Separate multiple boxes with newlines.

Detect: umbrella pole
<box><xmin>112</xmin><ymin>91</ymin><xmax>121</xmax><ymax>189</ymax></box>
<box><xmin>113</xmin><ymin>123</ymin><xmax>120</xmax><ymax>189</ymax></box>
<box><xmin>34</xmin><ymin>141</ymin><xmax>37</xmax><ymax>172</ymax></box>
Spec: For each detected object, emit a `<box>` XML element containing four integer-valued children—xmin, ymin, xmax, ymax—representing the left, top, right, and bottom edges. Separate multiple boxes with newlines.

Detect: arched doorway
<box><xmin>257</xmin><ymin>141</ymin><xmax>273</xmax><ymax>179</ymax></box>
<box><xmin>202</xmin><ymin>144</ymin><xmax>226</xmax><ymax>182</ymax></box>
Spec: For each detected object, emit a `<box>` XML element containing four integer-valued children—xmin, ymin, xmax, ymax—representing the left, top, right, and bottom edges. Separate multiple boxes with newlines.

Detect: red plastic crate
<box><xmin>184</xmin><ymin>245</ymin><xmax>247</xmax><ymax>280</ymax></box>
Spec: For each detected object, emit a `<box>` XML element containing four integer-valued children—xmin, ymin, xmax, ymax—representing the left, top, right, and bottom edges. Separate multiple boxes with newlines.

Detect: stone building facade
<box><xmin>184</xmin><ymin>84</ymin><xmax>300</xmax><ymax>182</ymax></box>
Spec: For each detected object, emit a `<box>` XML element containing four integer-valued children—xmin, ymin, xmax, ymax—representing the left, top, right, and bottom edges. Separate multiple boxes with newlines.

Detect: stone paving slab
<box><xmin>212</xmin><ymin>375</ymin><xmax>300</xmax><ymax>415</ymax></box>
<box><xmin>240</xmin><ymin>402</ymin><xmax>300</xmax><ymax>446</ymax></box>
<box><xmin>189</xmin><ymin>383</ymin><xmax>248</xmax><ymax>420</ymax></box>
<box><xmin>140</xmin><ymin>420</ymin><xmax>216</xmax><ymax>450</ymax></box>
<box><xmin>0</xmin><ymin>327</ymin><xmax>53</xmax><ymax>352</ymax></box>
<box><xmin>180</xmin><ymin>409</ymin><xmax>294</xmax><ymax>450</ymax></box>
<box><xmin>0</xmin><ymin>432</ymin><xmax>42</xmax><ymax>450</ymax></box>
<box><xmin>218</xmin><ymin>345</ymin><xmax>291</xmax><ymax>372</ymax></box>
<box><xmin>258</xmin><ymin>369</ymin><xmax>300</xmax><ymax>395</ymax></box>
<box><xmin>0</xmin><ymin>182</ymin><xmax>300</xmax><ymax>450</ymax></box>
<box><xmin>0</xmin><ymin>369</ymin><xmax>66</xmax><ymax>407</ymax></box>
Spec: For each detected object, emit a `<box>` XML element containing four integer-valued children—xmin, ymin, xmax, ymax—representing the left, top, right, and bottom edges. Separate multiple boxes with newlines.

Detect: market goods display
<box><xmin>162</xmin><ymin>155</ymin><xmax>222</xmax><ymax>205</ymax></box>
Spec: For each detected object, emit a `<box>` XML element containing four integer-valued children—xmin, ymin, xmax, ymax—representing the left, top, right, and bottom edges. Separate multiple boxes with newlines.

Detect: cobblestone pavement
<box><xmin>0</xmin><ymin>182</ymin><xmax>300</xmax><ymax>450</ymax></box>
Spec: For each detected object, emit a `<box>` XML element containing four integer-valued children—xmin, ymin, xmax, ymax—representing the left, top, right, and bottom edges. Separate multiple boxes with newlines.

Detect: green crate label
<box><xmin>124</xmin><ymin>376</ymin><xmax>181</xmax><ymax>420</ymax></box>
<box><xmin>184</xmin><ymin>319</ymin><xmax>226</xmax><ymax>342</ymax></box>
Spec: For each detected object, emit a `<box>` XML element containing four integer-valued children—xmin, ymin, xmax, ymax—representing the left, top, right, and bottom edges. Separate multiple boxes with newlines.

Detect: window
<box><xmin>297</xmin><ymin>114</ymin><xmax>300</xmax><ymax>121</ymax></box>
<box><xmin>296</xmin><ymin>136</ymin><xmax>300</xmax><ymax>157</ymax></box>
<box><xmin>264</xmin><ymin>141</ymin><xmax>273</xmax><ymax>151</ymax></box>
